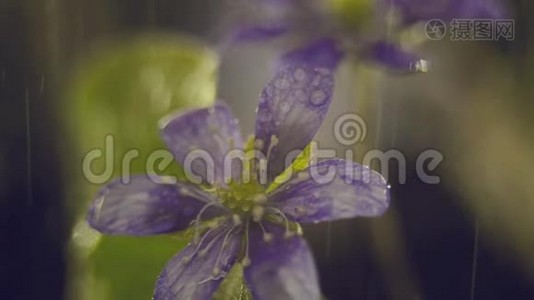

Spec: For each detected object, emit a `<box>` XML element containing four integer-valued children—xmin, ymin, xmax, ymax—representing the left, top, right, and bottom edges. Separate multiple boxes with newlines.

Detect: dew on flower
<box><xmin>86</xmin><ymin>65</ymin><xmax>390</xmax><ymax>300</ymax></box>
<box><xmin>294</xmin><ymin>68</ymin><xmax>307</xmax><ymax>82</ymax></box>
<box><xmin>274</xmin><ymin>78</ymin><xmax>290</xmax><ymax>89</ymax></box>
<box><xmin>280</xmin><ymin>100</ymin><xmax>290</xmax><ymax>113</ymax></box>
<box><xmin>310</xmin><ymin>90</ymin><xmax>327</xmax><ymax>106</ymax></box>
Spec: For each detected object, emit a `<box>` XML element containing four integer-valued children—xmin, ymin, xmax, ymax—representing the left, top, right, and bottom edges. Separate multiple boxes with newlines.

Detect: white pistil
<box><xmin>265</xmin><ymin>135</ymin><xmax>279</xmax><ymax>161</ymax></box>
<box><xmin>267</xmin><ymin>206</ymin><xmax>294</xmax><ymax>239</ymax></box>
<box><xmin>212</xmin><ymin>225</ymin><xmax>238</xmax><ymax>276</ymax></box>
<box><xmin>198</xmin><ymin>269</ymin><xmax>226</xmax><ymax>285</ymax></box>
<box><xmin>252</xmin><ymin>205</ymin><xmax>265</xmax><ymax>222</ymax></box>
<box><xmin>258</xmin><ymin>221</ymin><xmax>273</xmax><ymax>242</ymax></box>
<box><xmin>242</xmin><ymin>257</ymin><xmax>251</xmax><ymax>267</ymax></box>
<box><xmin>193</xmin><ymin>202</ymin><xmax>218</xmax><ymax>243</ymax></box>
<box><xmin>232</xmin><ymin>214</ymin><xmax>242</xmax><ymax>226</ymax></box>
<box><xmin>198</xmin><ymin>227</ymin><xmax>228</xmax><ymax>257</ymax></box>
<box><xmin>182</xmin><ymin>225</ymin><xmax>218</xmax><ymax>264</ymax></box>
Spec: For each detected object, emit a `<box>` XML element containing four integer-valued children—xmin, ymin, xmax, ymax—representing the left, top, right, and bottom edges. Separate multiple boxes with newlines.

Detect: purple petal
<box><xmin>226</xmin><ymin>0</ymin><xmax>292</xmax><ymax>43</ymax></box>
<box><xmin>391</xmin><ymin>0</ymin><xmax>506</xmax><ymax>23</ymax></box>
<box><xmin>257</xmin><ymin>0</ymin><xmax>296</xmax><ymax>5</ymax></box>
<box><xmin>269</xmin><ymin>159</ymin><xmax>390</xmax><ymax>223</ymax></box>
<box><xmin>231</xmin><ymin>24</ymin><xmax>288</xmax><ymax>42</ymax></box>
<box><xmin>160</xmin><ymin>103</ymin><xmax>243</xmax><ymax>185</ymax></box>
<box><xmin>365</xmin><ymin>42</ymin><xmax>429</xmax><ymax>73</ymax></box>
<box><xmin>244</xmin><ymin>223</ymin><xmax>320</xmax><ymax>300</ymax></box>
<box><xmin>279</xmin><ymin>38</ymin><xmax>344</xmax><ymax>70</ymax></box>
<box><xmin>87</xmin><ymin>176</ymin><xmax>225</xmax><ymax>235</ymax></box>
<box><xmin>154</xmin><ymin>222</ymin><xmax>242</xmax><ymax>300</ymax></box>
<box><xmin>459</xmin><ymin>0</ymin><xmax>507</xmax><ymax>19</ymax></box>
<box><xmin>255</xmin><ymin>65</ymin><xmax>334</xmax><ymax>182</ymax></box>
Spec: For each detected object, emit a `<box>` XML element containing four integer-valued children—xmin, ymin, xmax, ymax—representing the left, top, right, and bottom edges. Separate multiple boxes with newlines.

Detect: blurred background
<box><xmin>1</xmin><ymin>0</ymin><xmax>534</xmax><ymax>299</ymax></box>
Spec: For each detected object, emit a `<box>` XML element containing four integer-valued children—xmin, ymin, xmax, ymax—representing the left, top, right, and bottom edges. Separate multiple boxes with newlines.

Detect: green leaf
<box><xmin>64</xmin><ymin>34</ymin><xmax>218</xmax><ymax>182</ymax></box>
<box><xmin>90</xmin><ymin>236</ymin><xmax>185</xmax><ymax>300</ymax></box>
<box><xmin>64</xmin><ymin>34</ymin><xmax>219</xmax><ymax>300</ymax></box>
<box><xmin>328</xmin><ymin>0</ymin><xmax>374</xmax><ymax>30</ymax></box>
<box><xmin>213</xmin><ymin>264</ymin><xmax>253</xmax><ymax>300</ymax></box>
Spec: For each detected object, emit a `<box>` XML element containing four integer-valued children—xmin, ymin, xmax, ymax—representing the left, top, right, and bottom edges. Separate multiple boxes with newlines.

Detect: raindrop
<box><xmin>280</xmin><ymin>101</ymin><xmax>290</xmax><ymax>114</ymax></box>
<box><xmin>294</xmin><ymin>68</ymin><xmax>307</xmax><ymax>82</ymax></box>
<box><xmin>275</xmin><ymin>78</ymin><xmax>290</xmax><ymax>90</ymax></box>
<box><xmin>310</xmin><ymin>90</ymin><xmax>327</xmax><ymax>106</ymax></box>
<box><xmin>294</xmin><ymin>89</ymin><xmax>306</xmax><ymax>102</ymax></box>
<box><xmin>411</xmin><ymin>59</ymin><xmax>430</xmax><ymax>73</ymax></box>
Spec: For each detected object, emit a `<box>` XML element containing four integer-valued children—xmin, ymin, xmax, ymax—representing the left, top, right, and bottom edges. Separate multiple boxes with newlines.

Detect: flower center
<box><xmin>217</xmin><ymin>181</ymin><xmax>268</xmax><ymax>221</ymax></box>
<box><xmin>187</xmin><ymin>181</ymin><xmax>301</xmax><ymax>276</ymax></box>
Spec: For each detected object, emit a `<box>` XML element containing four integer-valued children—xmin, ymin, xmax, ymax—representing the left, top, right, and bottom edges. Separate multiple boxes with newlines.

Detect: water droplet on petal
<box><xmin>294</xmin><ymin>89</ymin><xmax>306</xmax><ymax>102</ymax></box>
<box><xmin>294</xmin><ymin>68</ymin><xmax>307</xmax><ymax>82</ymax></box>
<box><xmin>280</xmin><ymin>101</ymin><xmax>290</xmax><ymax>113</ymax></box>
<box><xmin>411</xmin><ymin>59</ymin><xmax>430</xmax><ymax>73</ymax></box>
<box><xmin>275</xmin><ymin>78</ymin><xmax>290</xmax><ymax>89</ymax></box>
<box><xmin>310</xmin><ymin>90</ymin><xmax>327</xmax><ymax>106</ymax></box>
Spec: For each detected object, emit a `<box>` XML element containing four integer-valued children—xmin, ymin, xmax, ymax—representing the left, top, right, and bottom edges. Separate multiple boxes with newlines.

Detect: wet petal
<box><xmin>392</xmin><ymin>0</ymin><xmax>506</xmax><ymax>23</ymax></box>
<box><xmin>231</xmin><ymin>24</ymin><xmax>288</xmax><ymax>42</ymax></box>
<box><xmin>269</xmin><ymin>159</ymin><xmax>390</xmax><ymax>223</ymax></box>
<box><xmin>160</xmin><ymin>103</ymin><xmax>243</xmax><ymax>185</ymax></box>
<box><xmin>459</xmin><ymin>0</ymin><xmax>507</xmax><ymax>19</ymax></box>
<box><xmin>226</xmin><ymin>0</ymin><xmax>292</xmax><ymax>43</ymax></box>
<box><xmin>155</xmin><ymin>222</ymin><xmax>242</xmax><ymax>300</ymax></box>
<box><xmin>255</xmin><ymin>65</ymin><xmax>334</xmax><ymax>182</ymax></box>
<box><xmin>88</xmin><ymin>176</ymin><xmax>225</xmax><ymax>235</ymax></box>
<box><xmin>365</xmin><ymin>42</ymin><xmax>429</xmax><ymax>73</ymax></box>
<box><xmin>279</xmin><ymin>38</ymin><xmax>344</xmax><ymax>70</ymax></box>
<box><xmin>258</xmin><ymin>0</ymin><xmax>296</xmax><ymax>4</ymax></box>
<box><xmin>244</xmin><ymin>223</ymin><xmax>320</xmax><ymax>300</ymax></box>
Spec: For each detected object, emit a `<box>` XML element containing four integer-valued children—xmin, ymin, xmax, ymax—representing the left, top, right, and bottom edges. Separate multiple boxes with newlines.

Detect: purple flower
<box><xmin>87</xmin><ymin>65</ymin><xmax>390</xmax><ymax>299</ymax></box>
<box><xmin>230</xmin><ymin>0</ymin><xmax>506</xmax><ymax>73</ymax></box>
<box><xmin>392</xmin><ymin>0</ymin><xmax>506</xmax><ymax>24</ymax></box>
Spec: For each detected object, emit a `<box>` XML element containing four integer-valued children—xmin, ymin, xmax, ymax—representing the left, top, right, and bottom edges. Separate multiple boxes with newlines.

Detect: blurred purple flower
<box><xmin>393</xmin><ymin>0</ymin><xmax>506</xmax><ymax>24</ymax></box>
<box><xmin>230</xmin><ymin>0</ymin><xmax>506</xmax><ymax>73</ymax></box>
<box><xmin>87</xmin><ymin>65</ymin><xmax>390</xmax><ymax>300</ymax></box>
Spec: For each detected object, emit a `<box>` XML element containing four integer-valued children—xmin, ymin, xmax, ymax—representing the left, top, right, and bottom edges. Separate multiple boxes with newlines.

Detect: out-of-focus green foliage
<box><xmin>328</xmin><ymin>0</ymin><xmax>375</xmax><ymax>30</ymax></box>
<box><xmin>91</xmin><ymin>236</ymin><xmax>183</xmax><ymax>300</ymax></box>
<box><xmin>66</xmin><ymin>34</ymin><xmax>218</xmax><ymax>182</ymax></box>
<box><xmin>64</xmin><ymin>34</ymin><xmax>219</xmax><ymax>300</ymax></box>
